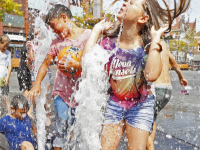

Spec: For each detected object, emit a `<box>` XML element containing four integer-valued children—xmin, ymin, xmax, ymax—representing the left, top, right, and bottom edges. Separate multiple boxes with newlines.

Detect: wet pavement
<box><xmin>1</xmin><ymin>67</ymin><xmax>200</xmax><ymax>150</ymax></box>
<box><xmin>154</xmin><ymin>71</ymin><xmax>200</xmax><ymax>149</ymax></box>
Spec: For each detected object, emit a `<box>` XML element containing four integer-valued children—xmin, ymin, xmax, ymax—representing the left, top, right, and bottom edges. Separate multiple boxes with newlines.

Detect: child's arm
<box><xmin>31</xmin><ymin>121</ymin><xmax>37</xmax><ymax>138</ymax></box>
<box><xmin>169</xmin><ymin>52</ymin><xmax>188</xmax><ymax>86</ymax></box>
<box><xmin>81</xmin><ymin>20</ymin><xmax>113</xmax><ymax>65</ymax></box>
<box><xmin>28</xmin><ymin>54</ymin><xmax>54</xmax><ymax>101</ymax></box>
<box><xmin>5</xmin><ymin>66</ymin><xmax>12</xmax><ymax>86</ymax></box>
<box><xmin>26</xmin><ymin>41</ymin><xmax>34</xmax><ymax>70</ymax></box>
<box><xmin>5</xmin><ymin>52</ymin><xmax>12</xmax><ymax>86</ymax></box>
<box><xmin>144</xmin><ymin>25</ymin><xmax>168</xmax><ymax>82</ymax></box>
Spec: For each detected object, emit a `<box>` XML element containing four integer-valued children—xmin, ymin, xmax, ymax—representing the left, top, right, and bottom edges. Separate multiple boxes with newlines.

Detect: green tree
<box><xmin>0</xmin><ymin>0</ymin><xmax>23</xmax><ymax>21</ymax></box>
<box><xmin>168</xmin><ymin>29</ymin><xmax>198</xmax><ymax>62</ymax></box>
<box><xmin>73</xmin><ymin>0</ymin><xmax>114</xmax><ymax>29</ymax></box>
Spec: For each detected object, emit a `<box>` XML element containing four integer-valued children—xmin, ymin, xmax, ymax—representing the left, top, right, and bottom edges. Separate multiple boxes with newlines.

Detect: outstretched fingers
<box><xmin>94</xmin><ymin>20</ymin><xmax>114</xmax><ymax>33</ymax></box>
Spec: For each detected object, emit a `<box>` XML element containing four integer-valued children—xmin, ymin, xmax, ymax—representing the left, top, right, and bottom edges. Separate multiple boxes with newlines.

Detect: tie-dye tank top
<box><xmin>100</xmin><ymin>37</ymin><xmax>149</xmax><ymax>109</ymax></box>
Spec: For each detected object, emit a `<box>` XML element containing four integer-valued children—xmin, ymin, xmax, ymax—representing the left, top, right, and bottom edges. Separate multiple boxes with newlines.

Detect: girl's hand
<box><xmin>150</xmin><ymin>24</ymin><xmax>169</xmax><ymax>43</ymax></box>
<box><xmin>93</xmin><ymin>20</ymin><xmax>114</xmax><ymax>34</ymax></box>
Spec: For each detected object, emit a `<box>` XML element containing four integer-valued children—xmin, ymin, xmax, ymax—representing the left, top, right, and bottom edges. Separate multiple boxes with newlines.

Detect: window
<box><xmin>2</xmin><ymin>14</ymin><xmax>25</xmax><ymax>28</ymax></box>
<box><xmin>3</xmin><ymin>13</ymin><xmax>7</xmax><ymax>25</ymax></box>
<box><xmin>20</xmin><ymin>16</ymin><xmax>24</xmax><ymax>27</ymax></box>
<box><xmin>8</xmin><ymin>14</ymin><xmax>13</xmax><ymax>26</ymax></box>
<box><xmin>14</xmin><ymin>15</ymin><xmax>19</xmax><ymax>27</ymax></box>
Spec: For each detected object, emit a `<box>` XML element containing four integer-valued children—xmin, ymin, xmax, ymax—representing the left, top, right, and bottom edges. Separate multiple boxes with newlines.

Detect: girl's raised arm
<box><xmin>144</xmin><ymin>25</ymin><xmax>169</xmax><ymax>82</ymax></box>
<box><xmin>81</xmin><ymin>21</ymin><xmax>113</xmax><ymax>65</ymax></box>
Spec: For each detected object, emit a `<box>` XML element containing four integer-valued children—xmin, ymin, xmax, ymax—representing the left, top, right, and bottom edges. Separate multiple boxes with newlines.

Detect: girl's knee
<box><xmin>21</xmin><ymin>141</ymin><xmax>34</xmax><ymax>150</ymax></box>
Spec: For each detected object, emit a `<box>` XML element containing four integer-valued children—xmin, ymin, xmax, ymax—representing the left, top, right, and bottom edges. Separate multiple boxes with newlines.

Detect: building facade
<box><xmin>0</xmin><ymin>0</ymin><xmax>41</xmax><ymax>61</ymax></box>
<box><xmin>169</xmin><ymin>16</ymin><xmax>199</xmax><ymax>69</ymax></box>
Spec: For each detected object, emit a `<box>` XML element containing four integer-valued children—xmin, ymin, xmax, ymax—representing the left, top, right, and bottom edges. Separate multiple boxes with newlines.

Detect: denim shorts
<box><xmin>104</xmin><ymin>94</ymin><xmax>155</xmax><ymax>132</ymax></box>
<box><xmin>154</xmin><ymin>84</ymin><xmax>172</xmax><ymax>121</ymax></box>
<box><xmin>53</xmin><ymin>95</ymin><xmax>76</xmax><ymax>148</ymax></box>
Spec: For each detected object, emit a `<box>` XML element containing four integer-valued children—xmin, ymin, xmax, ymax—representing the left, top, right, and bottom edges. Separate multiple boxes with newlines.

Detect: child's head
<box><xmin>115</xmin><ymin>0</ymin><xmax>191</xmax><ymax>46</ymax></box>
<box><xmin>45</xmin><ymin>4</ymin><xmax>73</xmax><ymax>39</ymax></box>
<box><xmin>0</xmin><ymin>34</ymin><xmax>10</xmax><ymax>53</ymax></box>
<box><xmin>10</xmin><ymin>95</ymin><xmax>30</xmax><ymax>120</ymax></box>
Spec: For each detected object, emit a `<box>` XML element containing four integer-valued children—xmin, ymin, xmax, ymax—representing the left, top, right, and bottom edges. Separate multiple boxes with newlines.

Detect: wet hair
<box><xmin>0</xmin><ymin>34</ymin><xmax>10</xmax><ymax>43</ymax></box>
<box><xmin>11</xmin><ymin>94</ymin><xmax>30</xmax><ymax>111</ymax></box>
<box><xmin>108</xmin><ymin>0</ymin><xmax>191</xmax><ymax>47</ymax></box>
<box><xmin>141</xmin><ymin>0</ymin><xmax>191</xmax><ymax>47</ymax></box>
<box><xmin>45</xmin><ymin>4</ymin><xmax>72</xmax><ymax>25</ymax></box>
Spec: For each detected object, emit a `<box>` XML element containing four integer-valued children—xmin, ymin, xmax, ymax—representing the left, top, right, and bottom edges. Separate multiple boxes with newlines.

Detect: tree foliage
<box><xmin>0</xmin><ymin>0</ymin><xmax>23</xmax><ymax>21</ymax></box>
<box><xmin>73</xmin><ymin>0</ymin><xmax>114</xmax><ymax>29</ymax></box>
<box><xmin>168</xmin><ymin>29</ymin><xmax>198</xmax><ymax>53</ymax></box>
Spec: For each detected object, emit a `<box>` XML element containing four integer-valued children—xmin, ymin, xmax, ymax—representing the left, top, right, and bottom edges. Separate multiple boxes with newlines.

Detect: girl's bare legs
<box><xmin>101</xmin><ymin>120</ymin><xmax>125</xmax><ymax>150</ymax></box>
<box><xmin>126</xmin><ymin>123</ymin><xmax>149</xmax><ymax>150</ymax></box>
<box><xmin>147</xmin><ymin>122</ymin><xmax>156</xmax><ymax>150</ymax></box>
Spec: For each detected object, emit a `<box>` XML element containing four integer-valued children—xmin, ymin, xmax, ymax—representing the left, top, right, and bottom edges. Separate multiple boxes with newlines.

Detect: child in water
<box><xmin>147</xmin><ymin>50</ymin><xmax>188</xmax><ymax>150</ymax></box>
<box><xmin>0</xmin><ymin>94</ymin><xmax>36</xmax><ymax>150</ymax></box>
<box><xmin>0</xmin><ymin>35</ymin><xmax>12</xmax><ymax>114</ymax></box>
<box><xmin>82</xmin><ymin>0</ymin><xmax>191</xmax><ymax>149</ymax></box>
<box><xmin>28</xmin><ymin>4</ymin><xmax>91</xmax><ymax>150</ymax></box>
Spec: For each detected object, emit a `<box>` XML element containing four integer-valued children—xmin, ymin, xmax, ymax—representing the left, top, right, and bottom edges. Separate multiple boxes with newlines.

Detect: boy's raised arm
<box><xmin>5</xmin><ymin>52</ymin><xmax>12</xmax><ymax>86</ymax></box>
<box><xmin>28</xmin><ymin>54</ymin><xmax>54</xmax><ymax>101</ymax></box>
<box><xmin>169</xmin><ymin>52</ymin><xmax>188</xmax><ymax>86</ymax></box>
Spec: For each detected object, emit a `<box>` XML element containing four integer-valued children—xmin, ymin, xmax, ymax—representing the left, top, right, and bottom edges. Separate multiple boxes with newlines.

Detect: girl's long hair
<box><xmin>107</xmin><ymin>0</ymin><xmax>191</xmax><ymax>47</ymax></box>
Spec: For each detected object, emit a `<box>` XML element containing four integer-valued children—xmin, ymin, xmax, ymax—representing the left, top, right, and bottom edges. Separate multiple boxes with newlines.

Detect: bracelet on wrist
<box><xmin>144</xmin><ymin>42</ymin><xmax>162</xmax><ymax>53</ymax></box>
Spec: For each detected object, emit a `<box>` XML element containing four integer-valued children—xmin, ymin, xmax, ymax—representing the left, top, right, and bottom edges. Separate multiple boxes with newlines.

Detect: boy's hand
<box><xmin>28</xmin><ymin>82</ymin><xmax>41</xmax><ymax>101</ymax></box>
<box><xmin>180</xmin><ymin>78</ymin><xmax>188</xmax><ymax>87</ymax></box>
<box><xmin>57</xmin><ymin>59</ymin><xmax>80</xmax><ymax>72</ymax></box>
<box><xmin>93</xmin><ymin>20</ymin><xmax>114</xmax><ymax>34</ymax></box>
<box><xmin>150</xmin><ymin>24</ymin><xmax>169</xmax><ymax>43</ymax></box>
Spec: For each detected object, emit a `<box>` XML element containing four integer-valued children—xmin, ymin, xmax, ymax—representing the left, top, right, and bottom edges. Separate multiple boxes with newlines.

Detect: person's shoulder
<box><xmin>84</xmin><ymin>29</ymin><xmax>92</xmax><ymax>34</ymax></box>
<box><xmin>79</xmin><ymin>29</ymin><xmax>92</xmax><ymax>38</ymax></box>
<box><xmin>0</xmin><ymin>115</ymin><xmax>11</xmax><ymax>122</ymax></box>
<box><xmin>25</xmin><ymin>115</ymin><xmax>31</xmax><ymax>121</ymax></box>
<box><xmin>5</xmin><ymin>50</ymin><xmax>11</xmax><ymax>55</ymax></box>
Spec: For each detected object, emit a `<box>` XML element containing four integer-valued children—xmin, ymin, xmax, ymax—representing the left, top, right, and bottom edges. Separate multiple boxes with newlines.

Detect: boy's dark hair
<box><xmin>11</xmin><ymin>95</ymin><xmax>30</xmax><ymax>111</ymax></box>
<box><xmin>45</xmin><ymin>4</ymin><xmax>72</xmax><ymax>25</ymax></box>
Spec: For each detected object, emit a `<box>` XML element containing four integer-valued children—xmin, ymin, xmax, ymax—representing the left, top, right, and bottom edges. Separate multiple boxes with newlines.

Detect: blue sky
<box><xmin>103</xmin><ymin>0</ymin><xmax>200</xmax><ymax>32</ymax></box>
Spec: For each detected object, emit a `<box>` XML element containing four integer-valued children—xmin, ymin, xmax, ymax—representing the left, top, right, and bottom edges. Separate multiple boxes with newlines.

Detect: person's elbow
<box><xmin>144</xmin><ymin>71</ymin><xmax>161</xmax><ymax>82</ymax></box>
<box><xmin>145</xmin><ymin>75</ymin><xmax>158</xmax><ymax>82</ymax></box>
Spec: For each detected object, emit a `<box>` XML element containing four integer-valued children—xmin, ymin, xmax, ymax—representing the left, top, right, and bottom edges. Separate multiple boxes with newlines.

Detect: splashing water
<box><xmin>66</xmin><ymin>4</ymin><xmax>127</xmax><ymax>150</ymax></box>
<box><xmin>32</xmin><ymin>0</ymin><xmax>63</xmax><ymax>149</ymax></box>
<box><xmin>68</xmin><ymin>44</ymin><xmax>111</xmax><ymax>150</ymax></box>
